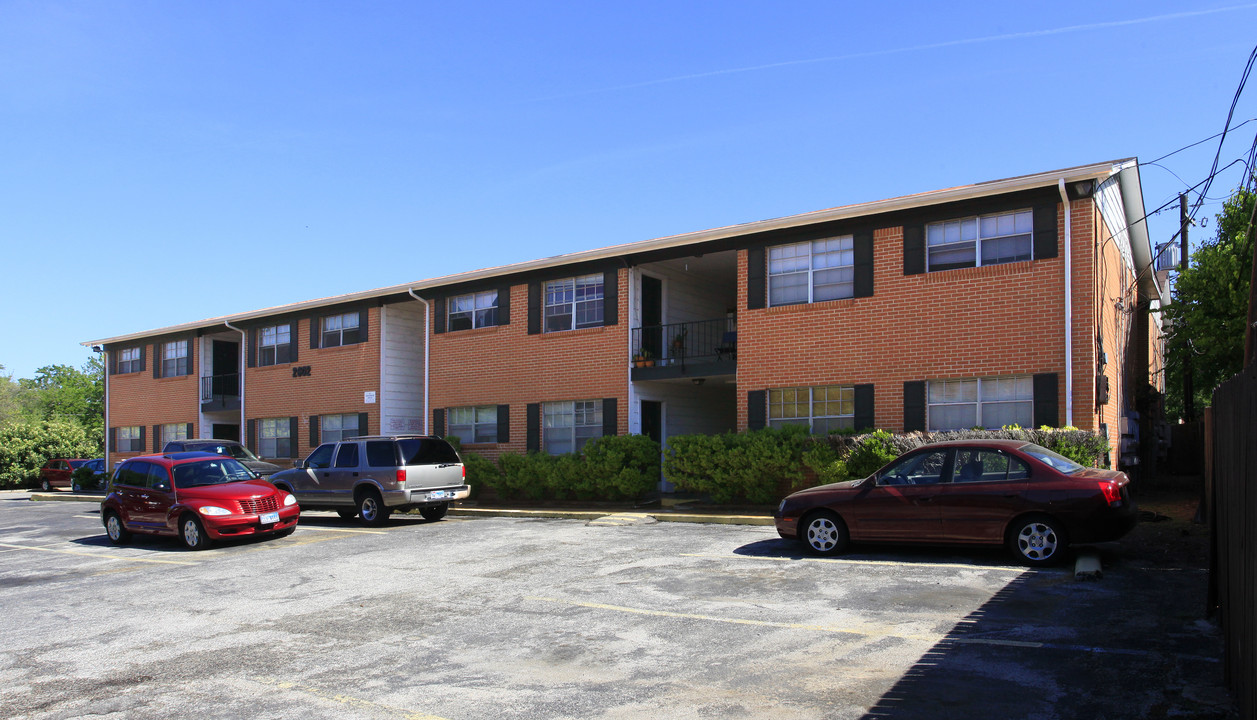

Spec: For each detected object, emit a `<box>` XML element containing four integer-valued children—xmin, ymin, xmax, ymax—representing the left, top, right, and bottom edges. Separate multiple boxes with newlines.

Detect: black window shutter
<box><xmin>433</xmin><ymin>408</ymin><xmax>445</xmax><ymax>437</ymax></box>
<box><xmin>746</xmin><ymin>247</ymin><xmax>766</xmax><ymax>310</ymax></box>
<box><xmin>526</xmin><ymin>403</ymin><xmax>541</xmax><ymax>452</ymax></box>
<box><xmin>310</xmin><ymin>316</ymin><xmax>320</xmax><ymax>349</ymax></box>
<box><xmin>434</xmin><ymin>297</ymin><xmax>446</xmax><ymax>334</ymax></box>
<box><xmin>153</xmin><ymin>344</ymin><xmax>161</xmax><ymax>379</ymax></box>
<box><xmin>286</xmin><ymin>417</ymin><xmax>297</xmax><ymax>457</ymax></box>
<box><xmin>357</xmin><ymin>412</ymin><xmax>369</xmax><ymax>437</ymax></box>
<box><xmin>309</xmin><ymin>415</ymin><xmax>320</xmax><ymax>448</ymax></box>
<box><xmin>602</xmin><ymin>397</ymin><xmax>618</xmax><ymax>437</ymax></box>
<box><xmin>854</xmin><ymin>384</ymin><xmax>875</xmax><ymax>431</ymax></box>
<box><xmin>1033</xmin><ymin>372</ymin><xmax>1060</xmax><ymax>428</ymax></box>
<box><xmin>603</xmin><ymin>270</ymin><xmax>619</xmax><ymax>326</ymax></box>
<box><xmin>358</xmin><ymin>309</ymin><xmax>369</xmax><ymax>343</ymax></box>
<box><xmin>109</xmin><ymin>428</ymin><xmax>117</xmax><ymax>454</ymax></box>
<box><xmin>496</xmin><ymin>404</ymin><xmax>510</xmax><ymax>443</ymax></box>
<box><xmin>248</xmin><ymin>328</ymin><xmax>258</xmax><ymax>368</ymax></box>
<box><xmin>853</xmin><ymin>230</ymin><xmax>874</xmax><ymax>298</ymax></box>
<box><xmin>1033</xmin><ymin>203</ymin><xmax>1059</xmax><ymax>260</ymax></box>
<box><xmin>246</xmin><ymin>419</ymin><xmax>256</xmax><ymax>453</ymax></box>
<box><xmin>184</xmin><ymin>337</ymin><xmax>194</xmax><ymax>376</ymax></box>
<box><xmin>527</xmin><ymin>283</ymin><xmax>541</xmax><ymax>335</ymax></box>
<box><xmin>288</xmin><ymin>325</ymin><xmax>298</xmax><ymax>363</ymax></box>
<box><xmin>497</xmin><ymin>286</ymin><xmax>511</xmax><ymax>326</ymax></box>
<box><xmin>903</xmin><ymin>381</ymin><xmax>926</xmax><ymax>432</ymax></box>
<box><xmin>903</xmin><ymin>225</ymin><xmax>925</xmax><ymax>275</ymax></box>
<box><xmin>747</xmin><ymin>390</ymin><xmax>766</xmax><ymax>430</ymax></box>
<box><xmin>186</xmin><ymin>422</ymin><xmax>194</xmax><ymax>439</ymax></box>
<box><xmin>109</xmin><ymin>349</ymin><xmax>117</xmax><ymax>375</ymax></box>
<box><xmin>139</xmin><ymin>426</ymin><xmax>147</xmax><ymax>453</ymax></box>
<box><xmin>152</xmin><ymin>425</ymin><xmax>161</xmax><ymax>453</ymax></box>
<box><xmin>137</xmin><ymin>346</ymin><xmax>145</xmax><ymax>373</ymax></box>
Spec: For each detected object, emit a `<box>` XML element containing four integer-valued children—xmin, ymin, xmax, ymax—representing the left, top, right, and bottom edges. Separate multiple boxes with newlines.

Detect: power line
<box><xmin>1189</xmin><ymin>44</ymin><xmax>1257</xmax><ymax>224</ymax></box>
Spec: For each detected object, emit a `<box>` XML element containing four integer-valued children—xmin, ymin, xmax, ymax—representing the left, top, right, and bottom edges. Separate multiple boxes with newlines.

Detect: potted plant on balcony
<box><xmin>641</xmin><ymin>349</ymin><xmax>655</xmax><ymax>367</ymax></box>
<box><xmin>632</xmin><ymin>352</ymin><xmax>645</xmax><ymax>368</ymax></box>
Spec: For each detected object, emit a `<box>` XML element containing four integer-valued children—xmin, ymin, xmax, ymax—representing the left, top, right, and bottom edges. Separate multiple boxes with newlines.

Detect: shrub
<box><xmin>0</xmin><ymin>420</ymin><xmax>99</xmax><ymax>489</ymax></box>
<box><xmin>845</xmin><ymin>429</ymin><xmax>900</xmax><ymax>478</ymax></box>
<box><xmin>488</xmin><ymin>434</ymin><xmax>663</xmax><ymax>502</ymax></box>
<box><xmin>663</xmin><ymin>425</ymin><xmax>808</xmax><ymax>504</ymax></box>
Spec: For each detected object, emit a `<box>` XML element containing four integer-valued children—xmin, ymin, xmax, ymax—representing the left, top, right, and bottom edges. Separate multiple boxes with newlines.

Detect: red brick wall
<box><xmin>107</xmin><ymin>340</ymin><xmax>200</xmax><ymax>461</ymax></box>
<box><xmin>429</xmin><ymin>271</ymin><xmax>629</xmax><ymax>461</ymax></box>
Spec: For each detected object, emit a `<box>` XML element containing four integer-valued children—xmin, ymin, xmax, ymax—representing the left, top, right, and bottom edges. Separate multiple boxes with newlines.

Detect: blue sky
<box><xmin>2</xmin><ymin>1</ymin><xmax>1255</xmax><ymax>380</ymax></box>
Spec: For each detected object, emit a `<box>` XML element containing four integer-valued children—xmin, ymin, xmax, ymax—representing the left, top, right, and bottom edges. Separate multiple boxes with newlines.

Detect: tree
<box><xmin>1164</xmin><ymin>184</ymin><xmax>1256</xmax><ymax>420</ymax></box>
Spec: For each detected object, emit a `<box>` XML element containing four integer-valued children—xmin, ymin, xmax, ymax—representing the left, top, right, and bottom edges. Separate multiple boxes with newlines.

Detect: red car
<box><xmin>774</xmin><ymin>439</ymin><xmax>1137</xmax><ymax>566</ymax></box>
<box><xmin>39</xmin><ymin>458</ymin><xmax>89</xmax><ymax>491</ymax></box>
<box><xmin>101</xmin><ymin>452</ymin><xmax>300</xmax><ymax>550</ymax></box>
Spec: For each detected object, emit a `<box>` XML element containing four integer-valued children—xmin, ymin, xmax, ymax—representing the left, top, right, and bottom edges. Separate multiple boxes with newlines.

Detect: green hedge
<box><xmin>456</xmin><ymin>433</ymin><xmax>661</xmax><ymax>502</ymax></box>
<box><xmin>0</xmin><ymin>420</ymin><xmax>100</xmax><ymax>489</ymax></box>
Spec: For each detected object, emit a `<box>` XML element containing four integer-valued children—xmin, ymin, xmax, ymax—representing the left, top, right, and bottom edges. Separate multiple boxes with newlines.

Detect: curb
<box><xmin>29</xmin><ymin>493</ymin><xmax>102</xmax><ymax>503</ymax></box>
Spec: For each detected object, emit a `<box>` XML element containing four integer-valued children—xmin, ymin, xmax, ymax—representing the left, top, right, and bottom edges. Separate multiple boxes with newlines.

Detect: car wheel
<box><xmin>40</xmin><ymin>478</ymin><xmax>51</xmax><ymax>492</ymax></box>
<box><xmin>420</xmin><ymin>503</ymin><xmax>448</xmax><ymax>522</ymax></box>
<box><xmin>1008</xmin><ymin>515</ymin><xmax>1067</xmax><ymax>567</ymax></box>
<box><xmin>336</xmin><ymin>509</ymin><xmax>358</xmax><ymax>520</ymax></box>
<box><xmin>104</xmin><ymin>512</ymin><xmax>130</xmax><ymax>544</ymax></box>
<box><xmin>180</xmin><ymin>515</ymin><xmax>210</xmax><ymax>551</ymax></box>
<box><xmin>801</xmin><ymin>510</ymin><xmax>848</xmax><ymax>556</ymax></box>
<box><xmin>357</xmin><ymin>490</ymin><xmax>391</xmax><ymax>527</ymax></box>
<box><xmin>72</xmin><ymin>482</ymin><xmax>81</xmax><ymax>493</ymax></box>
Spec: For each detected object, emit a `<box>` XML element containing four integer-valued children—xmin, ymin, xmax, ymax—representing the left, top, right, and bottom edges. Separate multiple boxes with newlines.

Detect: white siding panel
<box><xmin>381</xmin><ymin>302</ymin><xmax>427</xmax><ymax>434</ymax></box>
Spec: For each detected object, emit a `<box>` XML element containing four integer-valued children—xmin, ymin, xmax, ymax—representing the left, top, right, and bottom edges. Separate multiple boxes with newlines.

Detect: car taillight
<box><xmin>1098</xmin><ymin>481</ymin><xmax>1122</xmax><ymax>506</ymax></box>
<box><xmin>462</xmin><ymin>465</ymin><xmax>466</xmax><ymax>480</ymax></box>
<box><xmin>396</xmin><ymin>469</ymin><xmax>406</xmax><ymax>486</ymax></box>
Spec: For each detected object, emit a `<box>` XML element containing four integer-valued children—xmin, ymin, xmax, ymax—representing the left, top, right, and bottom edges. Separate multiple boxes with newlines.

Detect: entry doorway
<box><xmin>212</xmin><ymin>424</ymin><xmax>239</xmax><ymax>442</ymax></box>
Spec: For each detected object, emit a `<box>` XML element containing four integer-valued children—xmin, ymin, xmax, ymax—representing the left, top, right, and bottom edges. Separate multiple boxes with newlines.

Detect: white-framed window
<box><xmin>161</xmin><ymin>423</ymin><xmax>188</xmax><ymax>447</ymax></box>
<box><xmin>544</xmin><ymin>275</ymin><xmax>603</xmax><ymax>332</ymax></box>
<box><xmin>321</xmin><ymin>312</ymin><xmax>361</xmax><ymax>348</ymax></box>
<box><xmin>928</xmin><ymin>376</ymin><xmax>1032</xmax><ymax>430</ymax></box>
<box><xmin>768</xmin><ymin>385</ymin><xmax>855</xmax><ymax>433</ymax></box>
<box><xmin>927</xmin><ymin>209</ymin><xmax>1033</xmax><ymax>271</ymax></box>
<box><xmin>449</xmin><ymin>406</ymin><xmax>498</xmax><ymax>444</ymax></box>
<box><xmin>769</xmin><ymin>236</ymin><xmax>854</xmax><ymax>306</ymax></box>
<box><xmin>259</xmin><ymin>418</ymin><xmax>291</xmax><ymax>458</ymax></box>
<box><xmin>449</xmin><ymin>291</ymin><xmax>498</xmax><ymax>331</ymax></box>
<box><xmin>259</xmin><ymin>324</ymin><xmax>291</xmax><ymax>366</ymax></box>
<box><xmin>161</xmin><ymin>340</ymin><xmax>188</xmax><ymax>378</ymax></box>
<box><xmin>542</xmin><ymin>400</ymin><xmax>602</xmax><ymax>454</ymax></box>
<box><xmin>117</xmin><ymin>426</ymin><xmax>143</xmax><ymax>452</ymax></box>
<box><xmin>117</xmin><ymin>347</ymin><xmax>141</xmax><ymax>374</ymax></box>
<box><xmin>321</xmin><ymin>414</ymin><xmax>360</xmax><ymax>444</ymax></box>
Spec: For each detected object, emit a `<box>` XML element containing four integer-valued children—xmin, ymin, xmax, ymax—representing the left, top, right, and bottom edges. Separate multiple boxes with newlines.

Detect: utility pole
<box><xmin>1181</xmin><ymin>194</ymin><xmax>1194</xmax><ymax>420</ymax></box>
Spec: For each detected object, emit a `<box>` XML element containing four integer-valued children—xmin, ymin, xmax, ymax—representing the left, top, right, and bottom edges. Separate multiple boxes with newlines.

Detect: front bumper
<box><xmin>202</xmin><ymin>504</ymin><xmax>301</xmax><ymax>540</ymax></box>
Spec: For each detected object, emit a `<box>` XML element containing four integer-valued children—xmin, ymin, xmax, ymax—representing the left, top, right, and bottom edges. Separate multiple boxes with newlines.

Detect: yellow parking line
<box><xmin>680</xmin><ymin>552</ymin><xmax>1028</xmax><ymax>573</ymax></box>
<box><xmin>297</xmin><ymin>527</ymin><xmax>388</xmax><ymax>535</ymax></box>
<box><xmin>0</xmin><ymin>542</ymin><xmax>197</xmax><ymax>565</ymax></box>
<box><xmin>253</xmin><ymin>677</ymin><xmax>450</xmax><ymax>720</ymax></box>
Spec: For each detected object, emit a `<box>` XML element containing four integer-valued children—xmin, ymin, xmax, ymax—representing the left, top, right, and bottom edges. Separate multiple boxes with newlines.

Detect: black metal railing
<box><xmin>630</xmin><ymin>318</ymin><xmax>737</xmax><ymax>369</ymax></box>
<box><xmin>201</xmin><ymin>373</ymin><xmax>240</xmax><ymax>403</ymax></box>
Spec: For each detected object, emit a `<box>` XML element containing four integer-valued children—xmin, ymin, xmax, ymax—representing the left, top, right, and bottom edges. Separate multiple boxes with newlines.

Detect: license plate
<box><xmin>428</xmin><ymin>491</ymin><xmax>451</xmax><ymax>500</ymax></box>
<box><xmin>260</xmin><ymin>511</ymin><xmax>280</xmax><ymax>524</ymax></box>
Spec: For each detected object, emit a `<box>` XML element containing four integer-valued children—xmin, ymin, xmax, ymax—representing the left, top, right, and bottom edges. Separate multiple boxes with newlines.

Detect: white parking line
<box><xmin>0</xmin><ymin>541</ymin><xmax>197</xmax><ymax>565</ymax></box>
<box><xmin>297</xmin><ymin>527</ymin><xmax>388</xmax><ymax>535</ymax></box>
<box><xmin>681</xmin><ymin>552</ymin><xmax>1029</xmax><ymax>573</ymax></box>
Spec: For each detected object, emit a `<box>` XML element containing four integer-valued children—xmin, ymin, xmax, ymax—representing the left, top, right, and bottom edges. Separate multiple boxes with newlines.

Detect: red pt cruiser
<box><xmin>102</xmin><ymin>452</ymin><xmax>300</xmax><ymax>550</ymax></box>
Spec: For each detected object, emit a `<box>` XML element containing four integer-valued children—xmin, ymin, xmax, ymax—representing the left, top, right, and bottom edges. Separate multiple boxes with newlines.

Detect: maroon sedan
<box><xmin>39</xmin><ymin>458</ymin><xmax>89</xmax><ymax>491</ymax></box>
<box><xmin>774</xmin><ymin>440</ymin><xmax>1137</xmax><ymax>566</ymax></box>
<box><xmin>101</xmin><ymin>452</ymin><xmax>299</xmax><ymax>550</ymax></box>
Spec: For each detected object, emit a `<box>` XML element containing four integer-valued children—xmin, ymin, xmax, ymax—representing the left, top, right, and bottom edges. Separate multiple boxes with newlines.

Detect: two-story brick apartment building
<box><xmin>86</xmin><ymin>159</ymin><xmax>1165</xmax><ymax>478</ymax></box>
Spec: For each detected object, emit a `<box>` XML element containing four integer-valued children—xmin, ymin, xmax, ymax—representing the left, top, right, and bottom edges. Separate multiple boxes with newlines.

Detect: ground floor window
<box><xmin>161</xmin><ymin>423</ymin><xmax>187</xmax><ymax>447</ymax></box>
<box><xmin>321</xmin><ymin>413</ymin><xmax>360</xmax><ymax>444</ymax></box>
<box><xmin>116</xmin><ymin>426</ymin><xmax>143</xmax><ymax>452</ymax></box>
<box><xmin>449</xmin><ymin>405</ymin><xmax>497</xmax><ymax>444</ymax></box>
<box><xmin>259</xmin><ymin>418</ymin><xmax>291</xmax><ymax>458</ymax></box>
<box><xmin>542</xmin><ymin>400</ymin><xmax>601</xmax><ymax>454</ymax></box>
<box><xmin>768</xmin><ymin>385</ymin><xmax>855</xmax><ymax>433</ymax></box>
<box><xmin>928</xmin><ymin>376</ymin><xmax>1032</xmax><ymax>430</ymax></box>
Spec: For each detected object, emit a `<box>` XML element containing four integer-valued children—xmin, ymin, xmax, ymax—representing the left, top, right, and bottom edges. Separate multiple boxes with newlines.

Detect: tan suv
<box><xmin>266</xmin><ymin>435</ymin><xmax>469</xmax><ymax>526</ymax></box>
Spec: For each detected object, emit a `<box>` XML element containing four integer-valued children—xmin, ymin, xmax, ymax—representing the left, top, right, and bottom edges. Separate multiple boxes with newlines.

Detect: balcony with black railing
<box><xmin>201</xmin><ymin>373</ymin><xmax>240</xmax><ymax>412</ymax></box>
<box><xmin>630</xmin><ymin>318</ymin><xmax>736</xmax><ymax>380</ymax></box>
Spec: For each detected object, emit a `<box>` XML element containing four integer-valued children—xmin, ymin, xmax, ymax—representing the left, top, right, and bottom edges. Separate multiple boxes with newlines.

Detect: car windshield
<box><xmin>68</xmin><ymin>460</ymin><xmax>87</xmax><ymax>468</ymax></box>
<box><xmin>1019</xmin><ymin>444</ymin><xmax>1085</xmax><ymax>474</ymax></box>
<box><xmin>173</xmin><ymin>458</ymin><xmax>256</xmax><ymax>488</ymax></box>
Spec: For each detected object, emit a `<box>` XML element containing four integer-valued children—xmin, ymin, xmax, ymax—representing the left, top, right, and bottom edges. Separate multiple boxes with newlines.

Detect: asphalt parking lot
<box><xmin>0</xmin><ymin>492</ymin><xmax>1234</xmax><ymax>720</ymax></box>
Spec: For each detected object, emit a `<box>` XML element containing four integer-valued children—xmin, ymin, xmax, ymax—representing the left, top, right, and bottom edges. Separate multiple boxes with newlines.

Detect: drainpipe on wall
<box><xmin>1058</xmin><ymin>179</ymin><xmax>1074</xmax><ymax>427</ymax></box>
<box><xmin>407</xmin><ymin>289</ymin><xmax>431</xmax><ymax>435</ymax></box>
<box><xmin>223</xmin><ymin>321</ymin><xmax>247</xmax><ymax>442</ymax></box>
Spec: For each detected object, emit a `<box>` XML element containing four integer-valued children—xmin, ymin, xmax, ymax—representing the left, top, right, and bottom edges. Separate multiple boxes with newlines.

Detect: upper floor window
<box><xmin>259</xmin><ymin>418</ymin><xmax>291</xmax><ymax>458</ymax></box>
<box><xmin>321</xmin><ymin>313</ymin><xmax>361</xmax><ymax>348</ymax></box>
<box><xmin>928</xmin><ymin>376</ymin><xmax>1032</xmax><ymax>430</ymax></box>
<box><xmin>321</xmin><ymin>413</ymin><xmax>360</xmax><ymax>444</ymax></box>
<box><xmin>768</xmin><ymin>385</ymin><xmax>854</xmax><ymax>433</ymax></box>
<box><xmin>449</xmin><ymin>291</ymin><xmax>498</xmax><ymax>331</ymax></box>
<box><xmin>542</xmin><ymin>399</ymin><xmax>601</xmax><ymax>454</ymax></box>
<box><xmin>449</xmin><ymin>405</ymin><xmax>498</xmax><ymax>444</ymax></box>
<box><xmin>161</xmin><ymin>340</ymin><xmax>188</xmax><ymax>378</ymax></box>
<box><xmin>769</xmin><ymin>236</ymin><xmax>854</xmax><ymax>306</ymax></box>
<box><xmin>259</xmin><ymin>324</ymin><xmax>292</xmax><ymax>366</ymax></box>
<box><xmin>545</xmin><ymin>275</ymin><xmax>603</xmax><ymax>332</ymax></box>
<box><xmin>117</xmin><ymin>347</ymin><xmax>142</xmax><ymax>374</ymax></box>
<box><xmin>927</xmin><ymin>209</ymin><xmax>1032</xmax><ymax>272</ymax></box>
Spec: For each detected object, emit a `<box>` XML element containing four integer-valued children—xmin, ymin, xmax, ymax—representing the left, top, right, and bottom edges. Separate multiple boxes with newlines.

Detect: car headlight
<box><xmin>282</xmin><ymin>493</ymin><xmax>296</xmax><ymax>507</ymax></box>
<box><xmin>199</xmin><ymin>506</ymin><xmax>231</xmax><ymax>516</ymax></box>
